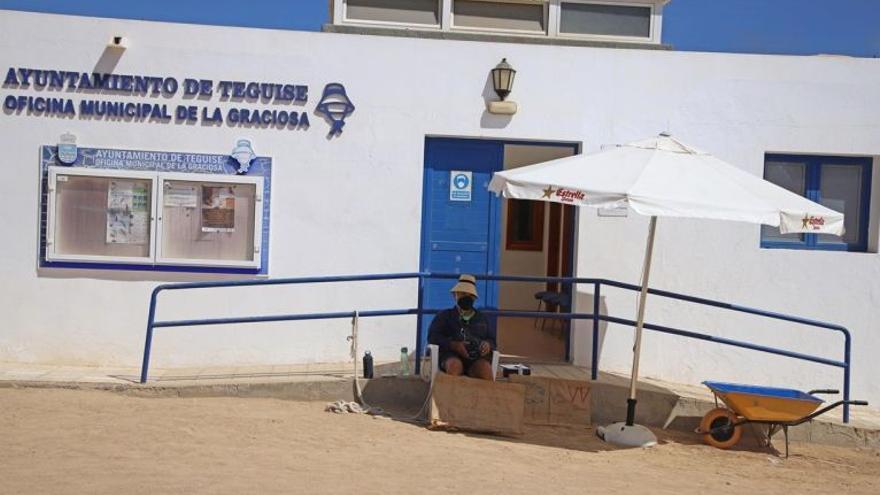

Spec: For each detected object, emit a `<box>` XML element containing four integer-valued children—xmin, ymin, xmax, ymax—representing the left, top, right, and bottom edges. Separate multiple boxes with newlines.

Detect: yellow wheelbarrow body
<box><xmin>713</xmin><ymin>389</ymin><xmax>821</xmax><ymax>422</ymax></box>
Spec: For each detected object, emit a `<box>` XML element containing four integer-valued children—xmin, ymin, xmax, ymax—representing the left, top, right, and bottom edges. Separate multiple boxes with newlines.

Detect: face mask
<box><xmin>457</xmin><ymin>296</ymin><xmax>475</xmax><ymax>311</ymax></box>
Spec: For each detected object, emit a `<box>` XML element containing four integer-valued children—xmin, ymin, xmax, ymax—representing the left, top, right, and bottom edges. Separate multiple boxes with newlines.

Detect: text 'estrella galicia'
<box><xmin>316</xmin><ymin>83</ymin><xmax>355</xmax><ymax>136</ymax></box>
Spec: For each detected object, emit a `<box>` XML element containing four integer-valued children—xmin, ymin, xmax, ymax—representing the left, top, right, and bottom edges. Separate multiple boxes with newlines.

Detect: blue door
<box><xmin>419</xmin><ymin>138</ymin><xmax>503</xmax><ymax>351</ymax></box>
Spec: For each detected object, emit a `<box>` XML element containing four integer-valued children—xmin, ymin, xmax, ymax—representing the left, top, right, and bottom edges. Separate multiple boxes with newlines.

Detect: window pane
<box><xmin>817</xmin><ymin>164</ymin><xmax>864</xmax><ymax>246</ymax></box>
<box><xmin>761</xmin><ymin>160</ymin><xmax>806</xmax><ymax>243</ymax></box>
<box><xmin>161</xmin><ymin>180</ymin><xmax>256</xmax><ymax>262</ymax></box>
<box><xmin>512</xmin><ymin>200</ymin><xmax>535</xmax><ymax>242</ymax></box>
<box><xmin>53</xmin><ymin>175</ymin><xmax>152</xmax><ymax>258</ymax></box>
<box><xmin>506</xmin><ymin>199</ymin><xmax>544</xmax><ymax>250</ymax></box>
<box><xmin>347</xmin><ymin>0</ymin><xmax>439</xmax><ymax>25</ymax></box>
<box><xmin>560</xmin><ymin>2</ymin><xmax>651</xmax><ymax>37</ymax></box>
<box><xmin>454</xmin><ymin>0</ymin><xmax>545</xmax><ymax>32</ymax></box>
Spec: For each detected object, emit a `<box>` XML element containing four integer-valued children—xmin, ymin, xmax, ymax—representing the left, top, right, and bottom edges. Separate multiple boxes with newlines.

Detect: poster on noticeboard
<box><xmin>201</xmin><ymin>185</ymin><xmax>235</xmax><ymax>233</ymax></box>
<box><xmin>164</xmin><ymin>183</ymin><xmax>198</xmax><ymax>208</ymax></box>
<box><xmin>106</xmin><ymin>179</ymin><xmax>149</xmax><ymax>244</ymax></box>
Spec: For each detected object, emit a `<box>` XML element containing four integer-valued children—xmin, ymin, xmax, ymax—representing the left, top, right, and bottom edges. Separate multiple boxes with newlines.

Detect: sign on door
<box><xmin>449</xmin><ymin>170</ymin><xmax>472</xmax><ymax>202</ymax></box>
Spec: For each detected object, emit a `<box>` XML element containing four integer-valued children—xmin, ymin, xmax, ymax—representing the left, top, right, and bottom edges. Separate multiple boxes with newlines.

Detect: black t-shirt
<box><xmin>427</xmin><ymin>307</ymin><xmax>496</xmax><ymax>353</ymax></box>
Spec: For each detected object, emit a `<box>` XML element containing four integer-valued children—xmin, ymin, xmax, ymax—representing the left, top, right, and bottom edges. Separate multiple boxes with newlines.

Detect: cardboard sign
<box><xmin>429</xmin><ymin>373</ymin><xmax>525</xmax><ymax>435</ymax></box>
<box><xmin>509</xmin><ymin>375</ymin><xmax>591</xmax><ymax>427</ymax></box>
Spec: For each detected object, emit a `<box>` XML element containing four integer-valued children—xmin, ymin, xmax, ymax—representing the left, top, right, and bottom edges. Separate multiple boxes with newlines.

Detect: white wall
<box><xmin>1</xmin><ymin>11</ymin><xmax>878</xmax><ymax>405</ymax></box>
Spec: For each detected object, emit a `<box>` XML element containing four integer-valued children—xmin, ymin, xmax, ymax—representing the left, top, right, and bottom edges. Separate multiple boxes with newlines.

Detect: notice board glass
<box><xmin>158</xmin><ymin>175</ymin><xmax>263</xmax><ymax>267</ymax></box>
<box><xmin>47</xmin><ymin>168</ymin><xmax>156</xmax><ymax>263</ymax></box>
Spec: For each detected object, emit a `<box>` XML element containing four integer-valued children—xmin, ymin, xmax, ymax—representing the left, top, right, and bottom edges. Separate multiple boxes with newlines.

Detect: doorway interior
<box><xmin>498</xmin><ymin>144</ymin><xmax>578</xmax><ymax>361</ymax></box>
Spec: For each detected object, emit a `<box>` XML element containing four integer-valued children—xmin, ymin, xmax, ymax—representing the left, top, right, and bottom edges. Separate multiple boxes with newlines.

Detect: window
<box><xmin>46</xmin><ymin>167</ymin><xmax>264</xmax><ymax>269</ymax></box>
<box><xmin>761</xmin><ymin>154</ymin><xmax>872</xmax><ymax>252</ymax></box>
<box><xmin>506</xmin><ymin>199</ymin><xmax>545</xmax><ymax>250</ymax></box>
<box><xmin>345</xmin><ymin>0</ymin><xmax>440</xmax><ymax>26</ymax></box>
<box><xmin>453</xmin><ymin>0</ymin><xmax>546</xmax><ymax>33</ymax></box>
<box><xmin>559</xmin><ymin>1</ymin><xmax>652</xmax><ymax>39</ymax></box>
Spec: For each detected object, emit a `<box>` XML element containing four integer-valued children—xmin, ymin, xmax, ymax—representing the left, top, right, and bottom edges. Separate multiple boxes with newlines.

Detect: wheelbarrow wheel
<box><xmin>700</xmin><ymin>408</ymin><xmax>742</xmax><ymax>449</ymax></box>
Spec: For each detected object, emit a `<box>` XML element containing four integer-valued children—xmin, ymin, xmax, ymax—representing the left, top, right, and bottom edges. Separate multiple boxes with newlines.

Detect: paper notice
<box><xmin>129</xmin><ymin>211</ymin><xmax>149</xmax><ymax>245</ymax></box>
<box><xmin>164</xmin><ymin>183</ymin><xmax>198</xmax><ymax>208</ymax></box>
<box><xmin>106</xmin><ymin>180</ymin><xmax>149</xmax><ymax>244</ymax></box>
<box><xmin>201</xmin><ymin>185</ymin><xmax>235</xmax><ymax>233</ymax></box>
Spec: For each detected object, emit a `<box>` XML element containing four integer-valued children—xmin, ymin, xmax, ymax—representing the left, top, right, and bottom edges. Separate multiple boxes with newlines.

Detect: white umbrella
<box><xmin>488</xmin><ymin>133</ymin><xmax>844</xmax><ymax>447</ymax></box>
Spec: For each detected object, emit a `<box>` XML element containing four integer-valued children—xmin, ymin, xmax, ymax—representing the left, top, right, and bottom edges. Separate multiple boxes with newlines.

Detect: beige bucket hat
<box><xmin>450</xmin><ymin>274</ymin><xmax>479</xmax><ymax>299</ymax></box>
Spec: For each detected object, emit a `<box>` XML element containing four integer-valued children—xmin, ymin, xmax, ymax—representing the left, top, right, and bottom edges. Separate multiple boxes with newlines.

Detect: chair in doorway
<box><xmin>422</xmin><ymin>344</ymin><xmax>500</xmax><ymax>383</ymax></box>
<box><xmin>533</xmin><ymin>290</ymin><xmax>572</xmax><ymax>336</ymax></box>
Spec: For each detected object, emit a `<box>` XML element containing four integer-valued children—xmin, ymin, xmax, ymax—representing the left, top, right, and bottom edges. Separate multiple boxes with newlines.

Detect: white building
<box><xmin>1</xmin><ymin>2</ymin><xmax>878</xmax><ymax>406</ymax></box>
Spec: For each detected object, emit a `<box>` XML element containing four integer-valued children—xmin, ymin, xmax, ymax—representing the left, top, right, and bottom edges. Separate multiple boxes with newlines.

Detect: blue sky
<box><xmin>664</xmin><ymin>0</ymin><xmax>880</xmax><ymax>57</ymax></box>
<box><xmin>1</xmin><ymin>0</ymin><xmax>878</xmax><ymax>57</ymax></box>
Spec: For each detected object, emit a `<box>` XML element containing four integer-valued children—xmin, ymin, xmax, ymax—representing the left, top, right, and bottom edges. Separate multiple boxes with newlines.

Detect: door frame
<box><xmin>419</xmin><ymin>136</ymin><xmax>582</xmax><ymax>359</ymax></box>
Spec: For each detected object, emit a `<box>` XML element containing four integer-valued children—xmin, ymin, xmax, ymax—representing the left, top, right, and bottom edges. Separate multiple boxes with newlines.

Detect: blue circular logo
<box><xmin>453</xmin><ymin>174</ymin><xmax>470</xmax><ymax>190</ymax></box>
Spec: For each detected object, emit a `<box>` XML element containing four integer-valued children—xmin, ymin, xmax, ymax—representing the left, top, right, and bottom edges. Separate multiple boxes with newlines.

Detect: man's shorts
<box><xmin>438</xmin><ymin>350</ymin><xmax>490</xmax><ymax>373</ymax></box>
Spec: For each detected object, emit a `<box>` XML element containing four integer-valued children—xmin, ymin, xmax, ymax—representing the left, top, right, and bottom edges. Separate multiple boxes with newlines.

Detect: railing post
<box><xmin>591</xmin><ymin>281</ymin><xmax>600</xmax><ymax>380</ymax></box>
<box><xmin>139</xmin><ymin>289</ymin><xmax>160</xmax><ymax>384</ymax></box>
<box><xmin>414</xmin><ymin>273</ymin><xmax>425</xmax><ymax>376</ymax></box>
<box><xmin>844</xmin><ymin>331</ymin><xmax>851</xmax><ymax>423</ymax></box>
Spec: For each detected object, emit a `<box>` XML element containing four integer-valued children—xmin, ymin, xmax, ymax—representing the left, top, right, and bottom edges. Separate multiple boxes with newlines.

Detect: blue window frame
<box><xmin>761</xmin><ymin>154</ymin><xmax>872</xmax><ymax>252</ymax></box>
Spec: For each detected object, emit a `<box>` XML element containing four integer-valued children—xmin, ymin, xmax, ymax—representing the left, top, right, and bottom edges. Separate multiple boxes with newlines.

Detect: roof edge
<box><xmin>322</xmin><ymin>24</ymin><xmax>673</xmax><ymax>51</ymax></box>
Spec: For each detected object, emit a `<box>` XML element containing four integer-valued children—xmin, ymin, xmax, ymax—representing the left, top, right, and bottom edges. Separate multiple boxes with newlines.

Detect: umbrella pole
<box><xmin>626</xmin><ymin>216</ymin><xmax>657</xmax><ymax>426</ymax></box>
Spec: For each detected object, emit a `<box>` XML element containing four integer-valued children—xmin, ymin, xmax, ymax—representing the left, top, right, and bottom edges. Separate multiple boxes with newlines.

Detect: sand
<box><xmin>1</xmin><ymin>388</ymin><xmax>878</xmax><ymax>494</ymax></box>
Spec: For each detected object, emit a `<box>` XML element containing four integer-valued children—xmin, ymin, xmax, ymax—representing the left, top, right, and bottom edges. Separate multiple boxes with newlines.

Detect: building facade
<box><xmin>1</xmin><ymin>6</ymin><xmax>878</xmax><ymax>405</ymax></box>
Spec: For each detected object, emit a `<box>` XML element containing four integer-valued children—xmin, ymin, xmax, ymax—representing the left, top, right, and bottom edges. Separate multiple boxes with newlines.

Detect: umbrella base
<box><xmin>597</xmin><ymin>422</ymin><xmax>658</xmax><ymax>448</ymax></box>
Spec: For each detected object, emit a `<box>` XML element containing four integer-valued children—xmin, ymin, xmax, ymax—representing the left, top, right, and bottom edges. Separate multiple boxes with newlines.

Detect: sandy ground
<box><xmin>1</xmin><ymin>388</ymin><xmax>879</xmax><ymax>494</ymax></box>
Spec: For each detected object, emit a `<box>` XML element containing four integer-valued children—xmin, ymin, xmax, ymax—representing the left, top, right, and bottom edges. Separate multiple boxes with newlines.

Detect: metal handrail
<box><xmin>139</xmin><ymin>271</ymin><xmax>854</xmax><ymax>423</ymax></box>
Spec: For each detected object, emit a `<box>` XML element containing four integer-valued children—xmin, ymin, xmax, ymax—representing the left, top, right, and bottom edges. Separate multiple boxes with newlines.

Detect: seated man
<box><xmin>427</xmin><ymin>274</ymin><xmax>496</xmax><ymax>380</ymax></box>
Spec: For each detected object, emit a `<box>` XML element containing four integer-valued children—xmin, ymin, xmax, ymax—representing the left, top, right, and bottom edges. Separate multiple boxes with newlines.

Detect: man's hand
<box><xmin>479</xmin><ymin>341</ymin><xmax>491</xmax><ymax>357</ymax></box>
<box><xmin>450</xmin><ymin>341</ymin><xmax>469</xmax><ymax>358</ymax></box>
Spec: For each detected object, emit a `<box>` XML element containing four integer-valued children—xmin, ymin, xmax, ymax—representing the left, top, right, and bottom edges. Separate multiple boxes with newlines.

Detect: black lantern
<box><xmin>491</xmin><ymin>58</ymin><xmax>516</xmax><ymax>101</ymax></box>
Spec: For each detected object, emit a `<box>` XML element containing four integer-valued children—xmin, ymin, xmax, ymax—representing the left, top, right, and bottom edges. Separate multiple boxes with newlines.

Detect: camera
<box><xmin>461</xmin><ymin>331</ymin><xmax>482</xmax><ymax>360</ymax></box>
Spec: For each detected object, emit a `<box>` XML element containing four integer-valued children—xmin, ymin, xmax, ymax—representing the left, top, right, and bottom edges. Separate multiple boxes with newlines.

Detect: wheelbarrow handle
<box><xmin>807</xmin><ymin>389</ymin><xmax>839</xmax><ymax>395</ymax></box>
<box><xmin>786</xmin><ymin>399</ymin><xmax>868</xmax><ymax>426</ymax></box>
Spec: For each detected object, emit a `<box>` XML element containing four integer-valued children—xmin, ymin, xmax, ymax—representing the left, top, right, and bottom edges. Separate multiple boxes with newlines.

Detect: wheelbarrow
<box><xmin>696</xmin><ymin>381</ymin><xmax>869</xmax><ymax>457</ymax></box>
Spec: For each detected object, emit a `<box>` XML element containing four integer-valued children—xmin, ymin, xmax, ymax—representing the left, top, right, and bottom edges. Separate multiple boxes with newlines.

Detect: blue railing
<box><xmin>139</xmin><ymin>272</ymin><xmax>854</xmax><ymax>423</ymax></box>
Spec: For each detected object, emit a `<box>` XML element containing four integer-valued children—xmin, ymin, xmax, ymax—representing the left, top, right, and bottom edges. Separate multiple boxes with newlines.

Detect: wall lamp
<box><xmin>107</xmin><ymin>35</ymin><xmax>129</xmax><ymax>50</ymax></box>
<box><xmin>487</xmin><ymin>58</ymin><xmax>518</xmax><ymax>115</ymax></box>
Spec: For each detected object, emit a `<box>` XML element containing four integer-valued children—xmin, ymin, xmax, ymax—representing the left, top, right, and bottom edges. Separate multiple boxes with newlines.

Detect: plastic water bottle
<box><xmin>399</xmin><ymin>347</ymin><xmax>410</xmax><ymax>377</ymax></box>
<box><xmin>362</xmin><ymin>351</ymin><xmax>374</xmax><ymax>379</ymax></box>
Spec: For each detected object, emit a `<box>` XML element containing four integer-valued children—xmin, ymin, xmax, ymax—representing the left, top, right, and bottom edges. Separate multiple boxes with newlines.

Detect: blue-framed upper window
<box><xmin>761</xmin><ymin>154</ymin><xmax>872</xmax><ymax>252</ymax></box>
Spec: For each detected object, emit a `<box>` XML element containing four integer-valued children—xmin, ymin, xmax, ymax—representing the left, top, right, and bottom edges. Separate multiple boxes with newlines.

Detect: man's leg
<box><xmin>443</xmin><ymin>356</ymin><xmax>464</xmax><ymax>376</ymax></box>
<box><xmin>467</xmin><ymin>359</ymin><xmax>494</xmax><ymax>380</ymax></box>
